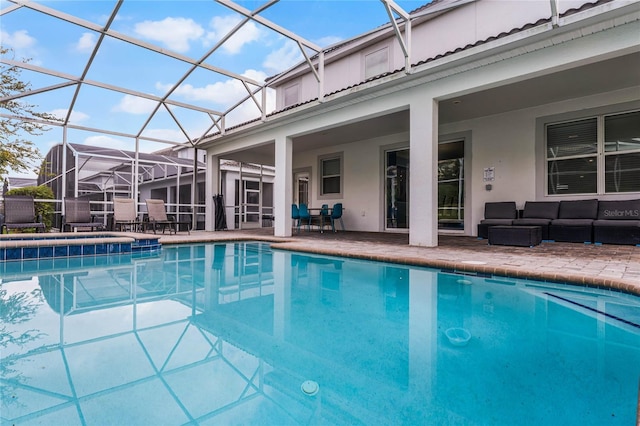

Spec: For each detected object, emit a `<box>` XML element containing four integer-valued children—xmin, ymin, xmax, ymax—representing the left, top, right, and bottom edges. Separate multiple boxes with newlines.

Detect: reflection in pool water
<box><xmin>1</xmin><ymin>242</ymin><xmax>639</xmax><ymax>425</ymax></box>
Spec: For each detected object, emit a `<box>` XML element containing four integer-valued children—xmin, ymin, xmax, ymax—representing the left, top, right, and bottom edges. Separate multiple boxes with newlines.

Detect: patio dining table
<box><xmin>308</xmin><ymin>207</ymin><xmax>331</xmax><ymax>233</ymax></box>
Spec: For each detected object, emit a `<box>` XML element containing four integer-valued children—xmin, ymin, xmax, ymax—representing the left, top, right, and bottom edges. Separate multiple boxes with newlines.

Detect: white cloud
<box><xmin>205</xmin><ymin>15</ymin><xmax>264</xmax><ymax>54</ymax></box>
<box><xmin>134</xmin><ymin>17</ymin><xmax>204</xmax><ymax>53</ymax></box>
<box><xmin>242</xmin><ymin>69</ymin><xmax>268</xmax><ymax>85</ymax></box>
<box><xmin>140</xmin><ymin>128</ymin><xmax>187</xmax><ymax>143</ymax></box>
<box><xmin>1</xmin><ymin>29</ymin><xmax>36</xmax><ymax>49</ymax></box>
<box><xmin>113</xmin><ymin>95</ymin><xmax>158</xmax><ymax>114</ymax></box>
<box><xmin>1</xmin><ymin>29</ymin><xmax>40</xmax><ymax>64</ymax></box>
<box><xmin>82</xmin><ymin>135</ymin><xmax>131</xmax><ymax>150</ymax></box>
<box><xmin>156</xmin><ymin>79</ymin><xmax>240</xmax><ymax>106</ymax></box>
<box><xmin>224</xmin><ymin>87</ymin><xmax>275</xmax><ymax>127</ymax></box>
<box><xmin>50</xmin><ymin>108</ymin><xmax>90</xmax><ymax>124</ymax></box>
<box><xmin>316</xmin><ymin>35</ymin><xmax>343</xmax><ymax>48</ymax></box>
<box><xmin>263</xmin><ymin>40</ymin><xmax>303</xmax><ymax>74</ymax></box>
<box><xmin>81</xmin><ymin>135</ymin><xmax>166</xmax><ymax>155</ymax></box>
<box><xmin>155</xmin><ymin>69</ymin><xmax>272</xmax><ymax>128</ymax></box>
<box><xmin>75</xmin><ymin>32</ymin><xmax>97</xmax><ymax>53</ymax></box>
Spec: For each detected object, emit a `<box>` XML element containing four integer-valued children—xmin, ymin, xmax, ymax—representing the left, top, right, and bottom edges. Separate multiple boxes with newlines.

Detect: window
<box><xmin>284</xmin><ymin>83</ymin><xmax>299</xmax><ymax>107</ymax></box>
<box><xmin>546</xmin><ymin>110</ymin><xmax>640</xmax><ymax>195</ymax></box>
<box><xmin>319</xmin><ymin>153</ymin><xmax>342</xmax><ymax>198</ymax></box>
<box><xmin>364</xmin><ymin>47</ymin><xmax>389</xmax><ymax>80</ymax></box>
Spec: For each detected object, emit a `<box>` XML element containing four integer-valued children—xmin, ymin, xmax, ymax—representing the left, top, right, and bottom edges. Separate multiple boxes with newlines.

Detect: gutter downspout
<box><xmin>550</xmin><ymin>0</ymin><xmax>560</xmax><ymax>28</ymax></box>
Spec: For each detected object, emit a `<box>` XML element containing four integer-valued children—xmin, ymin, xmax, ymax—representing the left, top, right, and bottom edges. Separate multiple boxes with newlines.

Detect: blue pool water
<box><xmin>1</xmin><ymin>242</ymin><xmax>639</xmax><ymax>425</ymax></box>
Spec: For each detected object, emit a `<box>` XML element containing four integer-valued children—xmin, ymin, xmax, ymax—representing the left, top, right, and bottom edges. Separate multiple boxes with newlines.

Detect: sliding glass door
<box><xmin>385</xmin><ymin>149</ymin><xmax>409</xmax><ymax>229</ymax></box>
<box><xmin>438</xmin><ymin>140</ymin><xmax>464</xmax><ymax>230</ymax></box>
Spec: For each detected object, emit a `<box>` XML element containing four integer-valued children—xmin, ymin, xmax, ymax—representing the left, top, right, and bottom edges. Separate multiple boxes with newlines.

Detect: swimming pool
<box><xmin>1</xmin><ymin>241</ymin><xmax>639</xmax><ymax>425</ymax></box>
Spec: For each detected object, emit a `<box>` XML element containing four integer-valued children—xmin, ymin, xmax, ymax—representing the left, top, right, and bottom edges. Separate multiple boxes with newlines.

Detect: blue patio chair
<box><xmin>298</xmin><ymin>203</ymin><xmax>312</xmax><ymax>232</ymax></box>
<box><xmin>318</xmin><ymin>203</ymin><xmax>329</xmax><ymax>232</ymax></box>
<box><xmin>292</xmin><ymin>204</ymin><xmax>300</xmax><ymax>232</ymax></box>
<box><xmin>330</xmin><ymin>203</ymin><xmax>344</xmax><ymax>232</ymax></box>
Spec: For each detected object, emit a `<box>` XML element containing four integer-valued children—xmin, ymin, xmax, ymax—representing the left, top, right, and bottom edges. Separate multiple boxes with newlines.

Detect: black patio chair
<box><xmin>1</xmin><ymin>195</ymin><xmax>46</xmax><ymax>233</ymax></box>
<box><xmin>62</xmin><ymin>197</ymin><xmax>105</xmax><ymax>232</ymax></box>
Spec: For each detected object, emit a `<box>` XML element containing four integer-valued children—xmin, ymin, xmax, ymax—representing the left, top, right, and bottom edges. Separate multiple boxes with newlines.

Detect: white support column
<box><xmin>61</xmin><ymin>127</ymin><xmax>68</xmax><ymax>216</ymax></box>
<box><xmin>272</xmin><ymin>250</ymin><xmax>291</xmax><ymax>340</ymax></box>
<box><xmin>274</xmin><ymin>136</ymin><xmax>293</xmax><ymax>237</ymax></box>
<box><xmin>133</xmin><ymin>138</ymin><xmax>140</xmax><ymax>202</ymax></box>
<box><xmin>409</xmin><ymin>96</ymin><xmax>439</xmax><ymax>247</ymax></box>
<box><xmin>205</xmin><ymin>154</ymin><xmax>219</xmax><ymax>231</ymax></box>
<box><xmin>191</xmin><ymin>148</ymin><xmax>198</xmax><ymax>230</ymax></box>
<box><xmin>408</xmin><ymin>268</ymin><xmax>437</xmax><ymax>397</ymax></box>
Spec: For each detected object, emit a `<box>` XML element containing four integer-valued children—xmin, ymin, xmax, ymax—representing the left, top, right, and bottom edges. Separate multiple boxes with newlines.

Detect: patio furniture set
<box><xmin>292</xmin><ymin>203</ymin><xmax>344</xmax><ymax>233</ymax></box>
<box><xmin>0</xmin><ymin>196</ymin><xmax>191</xmax><ymax>235</ymax></box>
<box><xmin>479</xmin><ymin>199</ymin><xmax>640</xmax><ymax>247</ymax></box>
<box><xmin>110</xmin><ymin>198</ymin><xmax>191</xmax><ymax>235</ymax></box>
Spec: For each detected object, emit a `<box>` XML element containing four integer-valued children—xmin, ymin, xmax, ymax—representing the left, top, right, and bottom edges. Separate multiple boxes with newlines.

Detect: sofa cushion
<box><xmin>484</xmin><ymin>202</ymin><xmax>517</xmax><ymax>220</ymax></box>
<box><xmin>558</xmin><ymin>199</ymin><xmax>598</xmax><ymax>219</ymax></box>
<box><xmin>551</xmin><ymin>219</ymin><xmax>594</xmax><ymax>226</ymax></box>
<box><xmin>513</xmin><ymin>218</ymin><xmax>552</xmax><ymax>226</ymax></box>
<box><xmin>596</xmin><ymin>199</ymin><xmax>640</xmax><ymax>220</ymax></box>
<box><xmin>522</xmin><ymin>201</ymin><xmax>560</xmax><ymax>219</ymax></box>
<box><xmin>480</xmin><ymin>218</ymin><xmax>514</xmax><ymax>225</ymax></box>
<box><xmin>593</xmin><ymin>219</ymin><xmax>640</xmax><ymax>227</ymax></box>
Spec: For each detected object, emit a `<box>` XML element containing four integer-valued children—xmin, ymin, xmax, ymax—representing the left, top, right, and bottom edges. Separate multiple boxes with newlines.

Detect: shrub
<box><xmin>6</xmin><ymin>185</ymin><xmax>55</xmax><ymax>230</ymax></box>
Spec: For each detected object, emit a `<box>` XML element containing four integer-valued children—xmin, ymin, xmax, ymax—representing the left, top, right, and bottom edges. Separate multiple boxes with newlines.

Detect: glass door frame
<box><xmin>384</xmin><ymin>147</ymin><xmax>410</xmax><ymax>232</ymax></box>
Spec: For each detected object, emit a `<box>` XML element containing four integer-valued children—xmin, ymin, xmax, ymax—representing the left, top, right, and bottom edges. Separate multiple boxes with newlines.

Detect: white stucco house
<box><xmin>199</xmin><ymin>0</ymin><xmax>640</xmax><ymax>246</ymax></box>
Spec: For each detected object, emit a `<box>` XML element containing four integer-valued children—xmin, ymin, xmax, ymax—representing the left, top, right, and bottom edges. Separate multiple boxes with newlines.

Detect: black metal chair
<box><xmin>62</xmin><ymin>197</ymin><xmax>105</xmax><ymax>232</ymax></box>
<box><xmin>1</xmin><ymin>195</ymin><xmax>46</xmax><ymax>233</ymax></box>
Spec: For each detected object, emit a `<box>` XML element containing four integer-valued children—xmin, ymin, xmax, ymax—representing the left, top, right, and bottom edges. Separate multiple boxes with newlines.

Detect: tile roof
<box><xmin>212</xmin><ymin>0</ymin><xmax>615</xmax><ymax>136</ymax></box>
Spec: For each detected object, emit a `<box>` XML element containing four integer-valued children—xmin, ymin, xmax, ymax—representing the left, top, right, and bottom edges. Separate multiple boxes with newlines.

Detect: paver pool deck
<box><xmin>157</xmin><ymin>229</ymin><xmax>640</xmax><ymax>296</ymax></box>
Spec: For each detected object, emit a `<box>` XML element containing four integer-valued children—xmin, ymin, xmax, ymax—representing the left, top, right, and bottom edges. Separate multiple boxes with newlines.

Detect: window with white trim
<box><xmin>364</xmin><ymin>47</ymin><xmax>389</xmax><ymax>80</ymax></box>
<box><xmin>546</xmin><ymin>110</ymin><xmax>640</xmax><ymax>195</ymax></box>
<box><xmin>319</xmin><ymin>153</ymin><xmax>342</xmax><ymax>198</ymax></box>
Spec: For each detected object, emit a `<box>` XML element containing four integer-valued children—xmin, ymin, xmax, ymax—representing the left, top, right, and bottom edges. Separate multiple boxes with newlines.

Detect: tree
<box><xmin>1</xmin><ymin>47</ymin><xmax>59</xmax><ymax>177</ymax></box>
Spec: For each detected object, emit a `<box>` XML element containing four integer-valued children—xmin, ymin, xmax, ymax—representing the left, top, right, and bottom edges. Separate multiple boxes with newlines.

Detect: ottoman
<box><xmin>488</xmin><ymin>226</ymin><xmax>542</xmax><ymax>247</ymax></box>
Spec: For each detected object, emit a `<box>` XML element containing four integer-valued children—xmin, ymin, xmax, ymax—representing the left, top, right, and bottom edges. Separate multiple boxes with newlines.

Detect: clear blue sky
<box><xmin>1</xmin><ymin>0</ymin><xmax>430</xmax><ymax>178</ymax></box>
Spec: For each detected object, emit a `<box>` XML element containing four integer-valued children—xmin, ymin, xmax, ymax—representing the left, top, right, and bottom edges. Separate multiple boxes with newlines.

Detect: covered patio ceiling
<box><xmin>213</xmin><ymin>51</ymin><xmax>640</xmax><ymax>167</ymax></box>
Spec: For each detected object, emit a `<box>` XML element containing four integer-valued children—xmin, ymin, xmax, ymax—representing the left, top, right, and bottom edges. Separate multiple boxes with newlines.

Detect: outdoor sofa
<box><xmin>479</xmin><ymin>199</ymin><xmax>640</xmax><ymax>246</ymax></box>
<box><xmin>477</xmin><ymin>202</ymin><xmax>517</xmax><ymax>239</ymax></box>
<box><xmin>511</xmin><ymin>201</ymin><xmax>559</xmax><ymax>241</ymax></box>
<box><xmin>548</xmin><ymin>199</ymin><xmax>599</xmax><ymax>243</ymax></box>
<box><xmin>592</xmin><ymin>199</ymin><xmax>640</xmax><ymax>245</ymax></box>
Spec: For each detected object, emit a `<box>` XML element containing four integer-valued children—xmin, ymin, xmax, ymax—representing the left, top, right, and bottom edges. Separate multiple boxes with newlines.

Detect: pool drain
<box><xmin>301</xmin><ymin>380</ymin><xmax>319</xmax><ymax>396</ymax></box>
